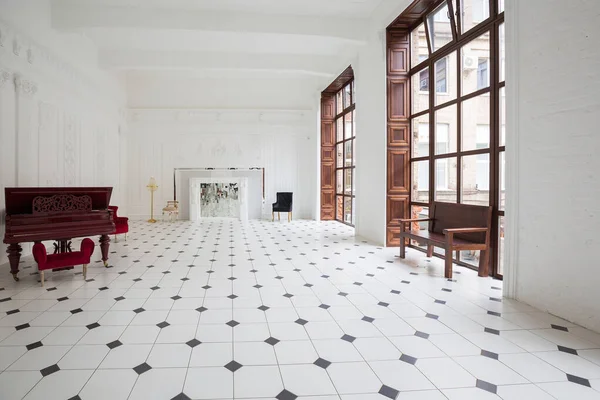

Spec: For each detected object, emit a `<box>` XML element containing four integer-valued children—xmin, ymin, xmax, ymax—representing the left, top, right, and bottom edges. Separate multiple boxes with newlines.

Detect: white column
<box><xmin>0</xmin><ymin>69</ymin><xmax>16</xmax><ymax>266</ymax></box>
<box><xmin>14</xmin><ymin>74</ymin><xmax>39</xmax><ymax>187</ymax></box>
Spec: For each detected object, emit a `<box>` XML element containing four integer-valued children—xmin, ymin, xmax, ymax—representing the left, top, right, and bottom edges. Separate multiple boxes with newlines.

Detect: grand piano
<box><xmin>3</xmin><ymin>187</ymin><xmax>115</xmax><ymax>281</ymax></box>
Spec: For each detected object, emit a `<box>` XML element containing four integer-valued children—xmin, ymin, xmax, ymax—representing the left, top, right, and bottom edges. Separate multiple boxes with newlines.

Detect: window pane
<box><xmin>344</xmin><ymin>197</ymin><xmax>352</xmax><ymax>224</ymax></box>
<box><xmin>336</xmin><ymin>169</ymin><xmax>343</xmax><ymax>194</ymax></box>
<box><xmin>352</xmin><ymin>138</ymin><xmax>356</xmax><ymax>165</ymax></box>
<box><xmin>352</xmin><ymin>198</ymin><xmax>356</xmax><ymax>224</ymax></box>
<box><xmin>499</xmin><ymin>23</ymin><xmax>505</xmax><ymax>82</ymax></box>
<box><xmin>498</xmin><ymin>216</ymin><xmax>505</xmax><ymax>275</ymax></box>
<box><xmin>352</xmin><ymin>111</ymin><xmax>356</xmax><ymax>138</ymax></box>
<box><xmin>345</xmin><ymin>169</ymin><xmax>352</xmax><ymax>195</ymax></box>
<box><xmin>344</xmin><ymin>113</ymin><xmax>353</xmax><ymax>140</ymax></box>
<box><xmin>410</xmin><ymin>205</ymin><xmax>429</xmax><ymax>248</ymax></box>
<box><xmin>435</xmin><ymin>157</ymin><xmax>457</xmax><ymax>203</ymax></box>
<box><xmin>412</xmin><ymin>69</ymin><xmax>429</xmax><ymax>114</ymax></box>
<box><xmin>462</xmin><ymin>94</ymin><xmax>490</xmax><ymax>151</ymax></box>
<box><xmin>411</xmin><ymin>23</ymin><xmax>429</xmax><ymax>67</ymax></box>
<box><xmin>500</xmin><ymin>151</ymin><xmax>505</xmax><ymax>210</ymax></box>
<box><xmin>336</xmin><ymin>90</ymin><xmax>343</xmax><ymax>114</ymax></box>
<box><xmin>461</xmin><ymin>153</ymin><xmax>490</xmax><ymax>205</ymax></box>
<box><xmin>435</xmin><ymin>51</ymin><xmax>457</xmax><ymax>106</ymax></box>
<box><xmin>499</xmin><ymin>87</ymin><xmax>506</xmax><ymax>146</ymax></box>
<box><xmin>336</xmin><ymin>118</ymin><xmax>343</xmax><ymax>142</ymax></box>
<box><xmin>460</xmin><ymin>250</ymin><xmax>480</xmax><ymax>267</ymax></box>
<box><xmin>345</xmin><ymin>141</ymin><xmax>352</xmax><ymax>167</ymax></box>
<box><xmin>412</xmin><ymin>161</ymin><xmax>429</xmax><ymax>203</ymax></box>
<box><xmin>435</xmin><ymin>105</ymin><xmax>457</xmax><ymax>154</ymax></box>
<box><xmin>498</xmin><ymin>0</ymin><xmax>505</xmax><ymax>13</ymax></box>
<box><xmin>461</xmin><ymin>32</ymin><xmax>490</xmax><ymax>95</ymax></box>
<box><xmin>352</xmin><ymin>167</ymin><xmax>356</xmax><ymax>195</ymax></box>
<box><xmin>461</xmin><ymin>0</ymin><xmax>490</xmax><ymax>34</ymax></box>
<box><xmin>428</xmin><ymin>2</ymin><xmax>453</xmax><ymax>53</ymax></box>
<box><xmin>344</xmin><ymin>84</ymin><xmax>352</xmax><ymax>109</ymax></box>
<box><xmin>336</xmin><ymin>143</ymin><xmax>343</xmax><ymax>168</ymax></box>
<box><xmin>412</xmin><ymin>114</ymin><xmax>429</xmax><ymax>158</ymax></box>
<box><xmin>336</xmin><ymin>196</ymin><xmax>343</xmax><ymax>220</ymax></box>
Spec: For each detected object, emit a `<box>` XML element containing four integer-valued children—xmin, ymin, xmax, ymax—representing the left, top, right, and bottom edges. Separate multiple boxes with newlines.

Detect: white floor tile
<box><xmin>327</xmin><ymin>362</ymin><xmax>382</xmax><ymax>394</ymax></box>
<box><xmin>8</xmin><ymin>346</ymin><xmax>71</xmax><ymax>371</ymax></box>
<box><xmin>353</xmin><ymin>337</ymin><xmax>402</xmax><ymax>361</ymax></box>
<box><xmin>184</xmin><ymin>367</ymin><xmax>233</xmax><ymax>399</ymax></box>
<box><xmin>499</xmin><ymin>353</ymin><xmax>567</xmax><ymax>383</ymax></box>
<box><xmin>189</xmin><ymin>342</ymin><xmax>233</xmax><ymax>367</ymax></box>
<box><xmin>59</xmin><ymin>345</ymin><xmax>110</xmax><ymax>370</ymax></box>
<box><xmin>100</xmin><ymin>344</ymin><xmax>153</xmax><ymax>369</ymax></box>
<box><xmin>497</xmin><ymin>384</ymin><xmax>557</xmax><ymax>400</ymax></box>
<box><xmin>313</xmin><ymin>339</ymin><xmax>363</xmax><ymax>362</ymax></box>
<box><xmin>23</xmin><ymin>370</ymin><xmax>94</xmax><ymax>400</ymax></box>
<box><xmin>147</xmin><ymin>343</ymin><xmax>192</xmax><ymax>367</ymax></box>
<box><xmin>537</xmin><ymin>381</ymin><xmax>600</xmax><ymax>400</ymax></box>
<box><xmin>234</xmin><ymin>341</ymin><xmax>277</xmax><ymax>366</ymax></box>
<box><xmin>389</xmin><ymin>336</ymin><xmax>446</xmax><ymax>358</ymax></box>
<box><xmin>234</xmin><ymin>365</ymin><xmax>283</xmax><ymax>398</ymax></box>
<box><xmin>370</xmin><ymin>360</ymin><xmax>435</xmax><ymax>391</ymax></box>
<box><xmin>280</xmin><ymin>364</ymin><xmax>337</xmax><ymax>396</ymax></box>
<box><xmin>454</xmin><ymin>355</ymin><xmax>529</xmax><ymax>385</ymax></box>
<box><xmin>79</xmin><ymin>369</ymin><xmax>138</xmax><ymax>400</ymax></box>
<box><xmin>128</xmin><ymin>368</ymin><xmax>186</xmax><ymax>400</ymax></box>
<box><xmin>0</xmin><ymin>371</ymin><xmax>41</xmax><ymax>400</ymax></box>
<box><xmin>416</xmin><ymin>357</ymin><xmax>476</xmax><ymax>389</ymax></box>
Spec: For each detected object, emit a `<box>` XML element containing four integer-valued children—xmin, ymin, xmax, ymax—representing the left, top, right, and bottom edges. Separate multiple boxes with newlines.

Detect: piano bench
<box><xmin>32</xmin><ymin>238</ymin><xmax>96</xmax><ymax>287</ymax></box>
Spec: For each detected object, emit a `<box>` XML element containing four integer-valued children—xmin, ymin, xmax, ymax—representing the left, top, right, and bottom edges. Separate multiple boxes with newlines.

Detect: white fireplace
<box><xmin>189</xmin><ymin>177</ymin><xmax>249</xmax><ymax>221</ymax></box>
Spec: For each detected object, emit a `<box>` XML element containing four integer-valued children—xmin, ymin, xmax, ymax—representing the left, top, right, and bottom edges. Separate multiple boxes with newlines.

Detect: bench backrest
<box><xmin>430</xmin><ymin>202</ymin><xmax>492</xmax><ymax>243</ymax></box>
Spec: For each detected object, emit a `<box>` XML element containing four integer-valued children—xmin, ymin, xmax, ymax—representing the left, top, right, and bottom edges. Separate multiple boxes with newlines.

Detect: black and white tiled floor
<box><xmin>1</xmin><ymin>220</ymin><xmax>600</xmax><ymax>400</ymax></box>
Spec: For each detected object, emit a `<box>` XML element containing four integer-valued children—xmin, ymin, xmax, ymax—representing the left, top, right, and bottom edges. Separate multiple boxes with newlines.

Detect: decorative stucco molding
<box><xmin>14</xmin><ymin>74</ymin><xmax>38</xmax><ymax>96</ymax></box>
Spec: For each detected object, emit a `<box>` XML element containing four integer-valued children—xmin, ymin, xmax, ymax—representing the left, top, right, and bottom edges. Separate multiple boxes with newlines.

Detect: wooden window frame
<box><xmin>404</xmin><ymin>0</ymin><xmax>505</xmax><ymax>278</ymax></box>
<box><xmin>334</xmin><ymin>82</ymin><xmax>356</xmax><ymax>227</ymax></box>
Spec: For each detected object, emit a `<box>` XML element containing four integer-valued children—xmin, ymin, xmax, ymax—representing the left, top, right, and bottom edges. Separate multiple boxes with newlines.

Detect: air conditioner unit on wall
<box><xmin>463</xmin><ymin>55</ymin><xmax>479</xmax><ymax>70</ymax></box>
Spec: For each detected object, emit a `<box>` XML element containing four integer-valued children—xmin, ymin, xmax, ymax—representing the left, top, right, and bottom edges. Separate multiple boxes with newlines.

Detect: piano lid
<box><xmin>4</xmin><ymin>187</ymin><xmax>113</xmax><ymax>215</ymax></box>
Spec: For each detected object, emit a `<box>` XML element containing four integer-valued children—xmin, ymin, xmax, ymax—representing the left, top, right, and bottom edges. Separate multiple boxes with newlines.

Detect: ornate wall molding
<box><xmin>0</xmin><ymin>18</ymin><xmax>124</xmax><ymax>115</ymax></box>
<box><xmin>128</xmin><ymin>108</ymin><xmax>310</xmax><ymax>126</ymax></box>
<box><xmin>14</xmin><ymin>74</ymin><xmax>37</xmax><ymax>96</ymax></box>
<box><xmin>0</xmin><ymin>69</ymin><xmax>11</xmax><ymax>88</ymax></box>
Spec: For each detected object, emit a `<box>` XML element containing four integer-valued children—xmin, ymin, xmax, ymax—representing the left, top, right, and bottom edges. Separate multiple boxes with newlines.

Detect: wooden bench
<box><xmin>399</xmin><ymin>202</ymin><xmax>493</xmax><ymax>279</ymax></box>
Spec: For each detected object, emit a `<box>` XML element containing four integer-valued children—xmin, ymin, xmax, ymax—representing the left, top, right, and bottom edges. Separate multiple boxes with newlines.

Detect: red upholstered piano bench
<box><xmin>32</xmin><ymin>238</ymin><xmax>95</xmax><ymax>287</ymax></box>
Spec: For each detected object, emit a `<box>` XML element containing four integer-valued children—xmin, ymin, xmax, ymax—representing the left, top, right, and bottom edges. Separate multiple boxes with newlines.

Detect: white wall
<box><xmin>0</xmin><ymin>2</ymin><xmax>127</xmax><ymax>266</ymax></box>
<box><xmin>127</xmin><ymin>109</ymin><xmax>316</xmax><ymax>221</ymax></box>
<box><xmin>506</xmin><ymin>0</ymin><xmax>600</xmax><ymax>331</ymax></box>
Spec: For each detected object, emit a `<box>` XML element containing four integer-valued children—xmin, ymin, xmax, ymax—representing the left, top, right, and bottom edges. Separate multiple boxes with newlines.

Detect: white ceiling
<box><xmin>48</xmin><ymin>0</ymin><xmax>401</xmax><ymax>108</ymax></box>
<box><xmin>50</xmin><ymin>0</ymin><xmax>388</xmax><ymax>78</ymax></box>
<box><xmin>53</xmin><ymin>0</ymin><xmax>384</xmax><ymax>18</ymax></box>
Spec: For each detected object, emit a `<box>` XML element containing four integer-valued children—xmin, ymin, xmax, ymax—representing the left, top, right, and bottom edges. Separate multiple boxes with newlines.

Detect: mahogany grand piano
<box><xmin>3</xmin><ymin>187</ymin><xmax>115</xmax><ymax>281</ymax></box>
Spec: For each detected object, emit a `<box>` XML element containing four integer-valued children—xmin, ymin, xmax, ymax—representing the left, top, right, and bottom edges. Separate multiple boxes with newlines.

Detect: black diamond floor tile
<box><xmin>224</xmin><ymin>360</ymin><xmax>243</xmax><ymax>372</ymax></box>
<box><xmin>276</xmin><ymin>389</ymin><xmax>298</xmax><ymax>400</ymax></box>
<box><xmin>476</xmin><ymin>379</ymin><xmax>498</xmax><ymax>394</ymax></box>
<box><xmin>378</xmin><ymin>384</ymin><xmax>400</xmax><ymax>399</ymax></box>
<box><xmin>40</xmin><ymin>364</ymin><xmax>60</xmax><ymax>377</ymax></box>
<box><xmin>133</xmin><ymin>362</ymin><xmax>152</xmax><ymax>375</ymax></box>
<box><xmin>107</xmin><ymin>340</ymin><xmax>122</xmax><ymax>349</ymax></box>
<box><xmin>567</xmin><ymin>373</ymin><xmax>591</xmax><ymax>387</ymax></box>
<box><xmin>313</xmin><ymin>358</ymin><xmax>332</xmax><ymax>369</ymax></box>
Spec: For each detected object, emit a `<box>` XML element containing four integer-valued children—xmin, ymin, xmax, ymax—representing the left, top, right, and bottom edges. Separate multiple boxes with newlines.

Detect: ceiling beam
<box><xmin>51</xmin><ymin>3</ymin><xmax>369</xmax><ymax>43</ymax></box>
<box><xmin>99</xmin><ymin>50</ymin><xmax>340</xmax><ymax>77</ymax></box>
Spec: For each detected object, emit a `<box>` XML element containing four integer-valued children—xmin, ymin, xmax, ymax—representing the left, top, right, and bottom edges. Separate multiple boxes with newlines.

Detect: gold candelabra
<box><xmin>147</xmin><ymin>177</ymin><xmax>158</xmax><ymax>223</ymax></box>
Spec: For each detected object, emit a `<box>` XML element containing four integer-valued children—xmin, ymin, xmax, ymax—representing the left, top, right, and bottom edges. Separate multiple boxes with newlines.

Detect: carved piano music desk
<box><xmin>3</xmin><ymin>187</ymin><xmax>115</xmax><ymax>281</ymax></box>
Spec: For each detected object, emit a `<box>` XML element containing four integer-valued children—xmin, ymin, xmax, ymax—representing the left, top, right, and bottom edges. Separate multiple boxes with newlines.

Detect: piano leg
<box><xmin>99</xmin><ymin>234</ymin><xmax>110</xmax><ymax>267</ymax></box>
<box><xmin>7</xmin><ymin>243</ymin><xmax>22</xmax><ymax>281</ymax></box>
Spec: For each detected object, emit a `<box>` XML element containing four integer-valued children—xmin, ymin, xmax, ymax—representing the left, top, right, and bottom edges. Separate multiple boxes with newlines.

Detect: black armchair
<box><xmin>272</xmin><ymin>192</ymin><xmax>293</xmax><ymax>222</ymax></box>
